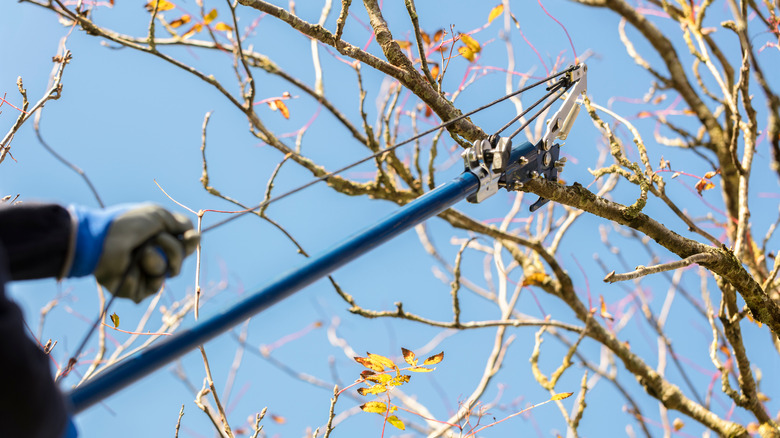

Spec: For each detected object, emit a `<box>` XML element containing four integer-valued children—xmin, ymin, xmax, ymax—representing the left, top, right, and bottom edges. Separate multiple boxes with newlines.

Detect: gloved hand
<box><xmin>67</xmin><ymin>204</ymin><xmax>199</xmax><ymax>303</ymax></box>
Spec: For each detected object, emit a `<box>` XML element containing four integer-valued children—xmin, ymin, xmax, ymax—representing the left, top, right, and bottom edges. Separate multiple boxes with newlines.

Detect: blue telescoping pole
<box><xmin>68</xmin><ymin>141</ymin><xmax>536</xmax><ymax>413</ymax></box>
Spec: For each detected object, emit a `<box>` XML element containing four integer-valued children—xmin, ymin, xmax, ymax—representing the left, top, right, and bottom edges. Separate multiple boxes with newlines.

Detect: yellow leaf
<box><xmin>364</xmin><ymin>373</ymin><xmax>392</xmax><ymax>384</ymax></box>
<box><xmin>145</xmin><ymin>0</ymin><xmax>175</xmax><ymax>12</ymax></box>
<box><xmin>410</xmin><ymin>366</ymin><xmax>434</xmax><ymax>373</ymax></box>
<box><xmin>422</xmin><ymin>351</ymin><xmax>444</xmax><ymax>365</ymax></box>
<box><xmin>275</xmin><ymin>99</ymin><xmax>290</xmax><ymax>119</ymax></box>
<box><xmin>169</xmin><ymin>14</ymin><xmax>191</xmax><ymax>28</ymax></box>
<box><xmin>389</xmin><ymin>375</ymin><xmax>411</xmax><ymax>386</ymax></box>
<box><xmin>757</xmin><ymin>392</ymin><xmax>770</xmax><ymax>402</ymax></box>
<box><xmin>459</xmin><ymin>33</ymin><xmax>481</xmax><ymax>53</ymax></box>
<box><xmin>673</xmin><ymin>418</ymin><xmax>684</xmax><ymax>431</ymax></box>
<box><xmin>487</xmin><ymin>4</ymin><xmax>504</xmax><ymax>24</ymax></box>
<box><xmin>551</xmin><ymin>392</ymin><xmax>573</xmax><ymax>401</ymax></box>
<box><xmin>110</xmin><ymin>312</ymin><xmax>120</xmax><ymax>328</ymax></box>
<box><xmin>182</xmin><ymin>23</ymin><xmax>202</xmax><ymax>39</ymax></box>
<box><xmin>458</xmin><ymin>45</ymin><xmax>474</xmax><ymax>62</ymax></box>
<box><xmin>214</xmin><ymin>22</ymin><xmax>233</xmax><ymax>31</ymax></box>
<box><xmin>395</xmin><ymin>40</ymin><xmax>412</xmax><ymax>49</ymax></box>
<box><xmin>355</xmin><ymin>355</ymin><xmax>386</xmax><ymax>372</ymax></box>
<box><xmin>703</xmin><ymin>169</ymin><xmax>720</xmax><ymax>179</ymax></box>
<box><xmin>599</xmin><ymin>295</ymin><xmax>614</xmax><ymax>321</ymax></box>
<box><xmin>367</xmin><ymin>353</ymin><xmax>397</xmax><ymax>370</ymax></box>
<box><xmin>401</xmin><ymin>348</ymin><xmax>416</xmax><ymax>366</ymax></box>
<box><xmin>387</xmin><ymin>415</ymin><xmax>406</xmax><ymax>430</ymax></box>
<box><xmin>203</xmin><ymin>8</ymin><xmax>218</xmax><ymax>25</ymax></box>
<box><xmin>682</xmin><ymin>108</ymin><xmax>697</xmax><ymax>115</ymax></box>
<box><xmin>357</xmin><ymin>384</ymin><xmax>388</xmax><ymax>396</ymax></box>
<box><xmin>522</xmin><ymin>272</ymin><xmax>548</xmax><ymax>287</ymax></box>
<box><xmin>360</xmin><ymin>401</ymin><xmax>387</xmax><ymax>414</ymax></box>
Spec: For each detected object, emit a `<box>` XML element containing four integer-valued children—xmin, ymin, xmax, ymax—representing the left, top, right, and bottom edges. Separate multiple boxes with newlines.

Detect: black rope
<box><xmin>202</xmin><ymin>66</ymin><xmax>577</xmax><ymax>234</ymax></box>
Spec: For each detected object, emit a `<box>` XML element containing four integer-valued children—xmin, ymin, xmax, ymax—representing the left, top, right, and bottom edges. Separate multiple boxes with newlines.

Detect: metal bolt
<box><xmin>518</xmin><ymin>156</ymin><xmax>528</xmax><ymax>166</ymax></box>
<box><xmin>514</xmin><ymin>182</ymin><xmax>524</xmax><ymax>190</ymax></box>
<box><xmin>529</xmin><ymin>170</ymin><xmax>539</xmax><ymax>179</ymax></box>
<box><xmin>542</xmin><ymin>152</ymin><xmax>551</xmax><ymax>167</ymax></box>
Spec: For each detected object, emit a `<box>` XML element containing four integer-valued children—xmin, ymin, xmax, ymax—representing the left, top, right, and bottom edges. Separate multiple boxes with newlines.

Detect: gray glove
<box><xmin>92</xmin><ymin>204</ymin><xmax>199</xmax><ymax>303</ymax></box>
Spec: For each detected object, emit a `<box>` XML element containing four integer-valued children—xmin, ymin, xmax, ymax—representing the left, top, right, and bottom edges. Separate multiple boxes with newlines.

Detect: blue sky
<box><xmin>2</xmin><ymin>0</ymin><xmax>780</xmax><ymax>437</ymax></box>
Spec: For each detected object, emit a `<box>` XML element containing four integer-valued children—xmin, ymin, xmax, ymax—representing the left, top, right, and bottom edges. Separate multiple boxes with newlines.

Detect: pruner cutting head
<box><xmin>463</xmin><ymin>63</ymin><xmax>587</xmax><ymax>208</ymax></box>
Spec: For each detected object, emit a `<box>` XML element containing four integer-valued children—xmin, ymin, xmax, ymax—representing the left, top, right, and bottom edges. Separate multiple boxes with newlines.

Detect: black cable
<box><xmin>492</xmin><ymin>80</ymin><xmax>566</xmax><ymax>138</ymax></box>
<box><xmin>202</xmin><ymin>66</ymin><xmax>577</xmax><ymax>234</ymax></box>
<box><xmin>508</xmin><ymin>85</ymin><xmax>570</xmax><ymax>141</ymax></box>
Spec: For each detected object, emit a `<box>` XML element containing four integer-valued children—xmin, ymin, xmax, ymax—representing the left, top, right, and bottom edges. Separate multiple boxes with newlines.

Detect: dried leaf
<box><xmin>672</xmin><ymin>418</ymin><xmax>684</xmax><ymax>431</ymax></box>
<box><xmin>695</xmin><ymin>178</ymin><xmax>715</xmax><ymax>196</ymax></box>
<box><xmin>671</xmin><ymin>172</ymin><xmax>681</xmax><ymax>178</ymax></box>
<box><xmin>203</xmin><ymin>8</ymin><xmax>218</xmax><ymax>25</ymax></box>
<box><xmin>387</xmin><ymin>415</ymin><xmax>406</xmax><ymax>430</ymax></box>
<box><xmin>429</xmin><ymin>63</ymin><xmax>440</xmax><ymax>80</ymax></box>
<box><xmin>274</xmin><ymin>100</ymin><xmax>290</xmax><ymax>119</ymax></box>
<box><xmin>422</xmin><ymin>351</ymin><xmax>444</xmax><ymax>365</ymax></box>
<box><xmin>110</xmin><ymin>312</ymin><xmax>120</xmax><ymax>328</ymax></box>
<box><xmin>459</xmin><ymin>33</ymin><xmax>481</xmax><ymax>53</ymax></box>
<box><xmin>659</xmin><ymin>157</ymin><xmax>670</xmax><ymax>170</ymax></box>
<box><xmin>360</xmin><ymin>401</ymin><xmax>387</xmax><ymax>414</ymax></box>
<box><xmin>182</xmin><ymin>23</ymin><xmax>203</xmax><ymax>39</ymax></box>
<box><xmin>360</xmin><ymin>370</ymin><xmax>376</xmax><ymax>379</ymax></box>
<box><xmin>421</xmin><ymin>31</ymin><xmax>430</xmax><ymax>45</ymax></box>
<box><xmin>395</xmin><ymin>40</ymin><xmax>412</xmax><ymax>49</ymax></box>
<box><xmin>703</xmin><ymin>169</ymin><xmax>720</xmax><ymax>179</ymax></box>
<box><xmin>551</xmin><ymin>392</ymin><xmax>573</xmax><ymax>401</ymax></box>
<box><xmin>169</xmin><ymin>14</ymin><xmax>191</xmax><ymax>28</ymax></box>
<box><xmin>357</xmin><ymin>384</ymin><xmax>388</xmax><ymax>396</ymax></box>
<box><xmin>458</xmin><ymin>46</ymin><xmax>476</xmax><ymax>62</ymax></box>
<box><xmin>364</xmin><ymin>373</ymin><xmax>392</xmax><ymax>384</ymax></box>
<box><xmin>682</xmin><ymin>108</ymin><xmax>696</xmax><ymax>115</ymax></box>
<box><xmin>522</xmin><ymin>272</ymin><xmax>548</xmax><ymax>287</ymax></box>
<box><xmin>433</xmin><ymin>29</ymin><xmax>445</xmax><ymax>43</ymax></box>
<box><xmin>599</xmin><ymin>295</ymin><xmax>614</xmax><ymax>321</ymax></box>
<box><xmin>214</xmin><ymin>22</ymin><xmax>233</xmax><ymax>32</ymax></box>
<box><xmin>487</xmin><ymin>4</ymin><xmax>504</xmax><ymax>24</ymax></box>
<box><xmin>389</xmin><ymin>375</ymin><xmax>411</xmax><ymax>386</ymax></box>
<box><xmin>354</xmin><ymin>356</ymin><xmax>386</xmax><ymax>372</ymax></box>
<box><xmin>745</xmin><ymin>311</ymin><xmax>763</xmax><ymax>328</ymax></box>
<box><xmin>719</xmin><ymin>344</ymin><xmax>731</xmax><ymax>357</ymax></box>
<box><xmin>410</xmin><ymin>366</ymin><xmax>434</xmax><ymax>373</ymax></box>
<box><xmin>636</xmin><ymin>111</ymin><xmax>653</xmax><ymax>118</ymax></box>
<box><xmin>270</xmin><ymin>414</ymin><xmax>285</xmax><ymax>424</ymax></box>
<box><xmin>401</xmin><ymin>348</ymin><xmax>416</xmax><ymax>366</ymax></box>
<box><xmin>367</xmin><ymin>353</ymin><xmax>397</xmax><ymax>370</ymax></box>
<box><xmin>757</xmin><ymin>392</ymin><xmax>770</xmax><ymax>402</ymax></box>
<box><xmin>145</xmin><ymin>0</ymin><xmax>175</xmax><ymax>12</ymax></box>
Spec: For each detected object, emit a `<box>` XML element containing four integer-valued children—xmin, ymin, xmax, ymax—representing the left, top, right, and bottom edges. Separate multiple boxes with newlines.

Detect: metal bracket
<box><xmin>463</xmin><ymin>136</ymin><xmax>511</xmax><ymax>203</ymax></box>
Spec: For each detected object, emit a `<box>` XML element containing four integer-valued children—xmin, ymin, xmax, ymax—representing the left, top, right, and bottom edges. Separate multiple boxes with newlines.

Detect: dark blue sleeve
<box><xmin>0</xmin><ymin>203</ymin><xmax>72</xmax><ymax>280</ymax></box>
<box><xmin>0</xmin><ymin>243</ymin><xmax>69</xmax><ymax>438</ymax></box>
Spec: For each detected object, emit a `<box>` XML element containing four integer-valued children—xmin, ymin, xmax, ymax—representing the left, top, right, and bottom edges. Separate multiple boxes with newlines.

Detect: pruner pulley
<box><xmin>463</xmin><ymin>63</ymin><xmax>587</xmax><ymax>211</ymax></box>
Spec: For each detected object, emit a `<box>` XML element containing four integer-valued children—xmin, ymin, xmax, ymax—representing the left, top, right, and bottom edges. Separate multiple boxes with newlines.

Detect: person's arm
<box><xmin>0</xmin><ymin>203</ymin><xmax>72</xmax><ymax>280</ymax></box>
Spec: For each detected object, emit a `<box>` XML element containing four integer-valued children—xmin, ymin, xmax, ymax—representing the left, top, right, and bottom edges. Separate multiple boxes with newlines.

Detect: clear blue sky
<box><xmin>2</xmin><ymin>1</ymin><xmax>779</xmax><ymax>437</ymax></box>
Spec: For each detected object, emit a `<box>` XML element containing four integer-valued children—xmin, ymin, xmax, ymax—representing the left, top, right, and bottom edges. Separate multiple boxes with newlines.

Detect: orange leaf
<box><xmin>433</xmin><ymin>29</ymin><xmax>445</xmax><ymax>43</ymax></box>
<box><xmin>672</xmin><ymin>418</ymin><xmax>684</xmax><ymax>431</ymax></box>
<box><xmin>422</xmin><ymin>352</ymin><xmax>444</xmax><ymax>365</ymax></box>
<box><xmin>636</xmin><ymin>111</ymin><xmax>653</xmax><ymax>118</ymax></box>
<box><xmin>410</xmin><ymin>366</ymin><xmax>434</xmax><ymax>373</ymax></box>
<box><xmin>421</xmin><ymin>31</ymin><xmax>431</xmax><ymax>45</ymax></box>
<box><xmin>182</xmin><ymin>23</ymin><xmax>203</xmax><ymax>39</ymax></box>
<box><xmin>214</xmin><ymin>22</ymin><xmax>233</xmax><ymax>32</ymax></box>
<box><xmin>270</xmin><ymin>414</ymin><xmax>285</xmax><ymax>424</ymax></box>
<box><xmin>145</xmin><ymin>0</ymin><xmax>175</xmax><ymax>12</ymax></box>
<box><xmin>487</xmin><ymin>4</ymin><xmax>504</xmax><ymax>24</ymax></box>
<box><xmin>401</xmin><ymin>348</ymin><xmax>416</xmax><ymax>366</ymax></box>
<box><xmin>429</xmin><ymin>63</ymin><xmax>440</xmax><ymax>80</ymax></box>
<box><xmin>203</xmin><ymin>8</ymin><xmax>218</xmax><ymax>25</ymax></box>
<box><xmin>360</xmin><ymin>401</ymin><xmax>387</xmax><ymax>414</ymax></box>
<box><xmin>682</xmin><ymin>108</ymin><xmax>696</xmax><ymax>115</ymax></box>
<box><xmin>459</xmin><ymin>33</ymin><xmax>481</xmax><ymax>53</ymax></box>
<box><xmin>599</xmin><ymin>295</ymin><xmax>614</xmax><ymax>321</ymax></box>
<box><xmin>551</xmin><ymin>392</ymin><xmax>573</xmax><ymax>401</ymax></box>
<box><xmin>703</xmin><ymin>169</ymin><xmax>720</xmax><ymax>179</ymax></box>
<box><xmin>275</xmin><ymin>99</ymin><xmax>290</xmax><ymax>119</ymax></box>
<box><xmin>719</xmin><ymin>344</ymin><xmax>731</xmax><ymax>357</ymax></box>
<box><xmin>695</xmin><ymin>178</ymin><xmax>715</xmax><ymax>196</ymax></box>
<box><xmin>387</xmin><ymin>415</ymin><xmax>406</xmax><ymax>430</ymax></box>
<box><xmin>169</xmin><ymin>14</ymin><xmax>191</xmax><ymax>28</ymax></box>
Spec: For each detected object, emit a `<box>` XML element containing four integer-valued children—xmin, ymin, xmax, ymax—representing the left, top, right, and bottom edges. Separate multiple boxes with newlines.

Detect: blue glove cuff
<box><xmin>67</xmin><ymin>204</ymin><xmax>133</xmax><ymax>278</ymax></box>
